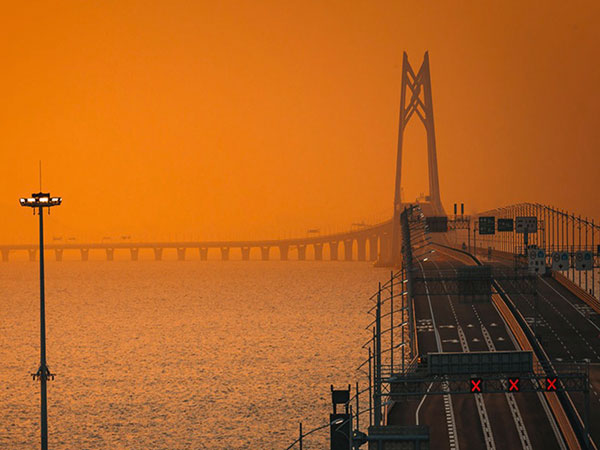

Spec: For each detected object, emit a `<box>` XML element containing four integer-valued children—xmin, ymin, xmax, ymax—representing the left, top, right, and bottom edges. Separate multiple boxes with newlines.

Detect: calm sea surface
<box><xmin>1</xmin><ymin>261</ymin><xmax>388</xmax><ymax>449</ymax></box>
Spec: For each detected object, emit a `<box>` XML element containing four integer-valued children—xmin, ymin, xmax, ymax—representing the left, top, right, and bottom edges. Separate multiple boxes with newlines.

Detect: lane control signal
<box><xmin>471</xmin><ymin>378</ymin><xmax>482</xmax><ymax>393</ymax></box>
<box><xmin>508</xmin><ymin>378</ymin><xmax>520</xmax><ymax>392</ymax></box>
<box><xmin>546</xmin><ymin>378</ymin><xmax>557</xmax><ymax>391</ymax></box>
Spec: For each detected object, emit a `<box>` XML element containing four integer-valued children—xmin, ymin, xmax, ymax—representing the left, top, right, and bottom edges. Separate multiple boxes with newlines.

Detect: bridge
<box><xmin>6</xmin><ymin>50</ymin><xmax>600</xmax><ymax>449</ymax></box>
<box><xmin>4</xmin><ymin>51</ymin><xmax>444</xmax><ymax>265</ymax></box>
<box><xmin>277</xmin><ymin>53</ymin><xmax>599</xmax><ymax>450</ymax></box>
<box><xmin>0</xmin><ymin>221</ymin><xmax>393</xmax><ymax>262</ymax></box>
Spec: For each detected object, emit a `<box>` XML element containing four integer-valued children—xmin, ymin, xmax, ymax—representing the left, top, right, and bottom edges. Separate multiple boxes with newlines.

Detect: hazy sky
<box><xmin>1</xmin><ymin>1</ymin><xmax>599</xmax><ymax>242</ymax></box>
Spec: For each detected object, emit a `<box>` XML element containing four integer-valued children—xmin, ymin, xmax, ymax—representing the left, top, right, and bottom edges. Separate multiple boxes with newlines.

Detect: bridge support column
<box><xmin>279</xmin><ymin>244</ymin><xmax>289</xmax><ymax>261</ymax></box>
<box><xmin>130</xmin><ymin>248</ymin><xmax>139</xmax><ymax>261</ymax></box>
<box><xmin>369</xmin><ymin>235</ymin><xmax>378</xmax><ymax>261</ymax></box>
<box><xmin>329</xmin><ymin>241</ymin><xmax>339</xmax><ymax>261</ymax></box>
<box><xmin>221</xmin><ymin>247</ymin><xmax>230</xmax><ymax>261</ymax></box>
<box><xmin>154</xmin><ymin>248</ymin><xmax>163</xmax><ymax>261</ymax></box>
<box><xmin>81</xmin><ymin>249</ymin><xmax>89</xmax><ymax>262</ymax></box>
<box><xmin>1</xmin><ymin>249</ymin><xmax>8</xmax><ymax>262</ymax></box>
<box><xmin>379</xmin><ymin>233</ymin><xmax>391</xmax><ymax>263</ymax></box>
<box><xmin>106</xmin><ymin>248</ymin><xmax>114</xmax><ymax>261</ymax></box>
<box><xmin>241</xmin><ymin>247</ymin><xmax>250</xmax><ymax>261</ymax></box>
<box><xmin>357</xmin><ymin>237</ymin><xmax>366</xmax><ymax>261</ymax></box>
<box><xmin>199</xmin><ymin>248</ymin><xmax>208</xmax><ymax>260</ymax></box>
<box><xmin>344</xmin><ymin>239</ymin><xmax>353</xmax><ymax>261</ymax></box>
<box><xmin>297</xmin><ymin>244</ymin><xmax>306</xmax><ymax>260</ymax></box>
<box><xmin>313</xmin><ymin>243</ymin><xmax>323</xmax><ymax>261</ymax></box>
<box><xmin>261</xmin><ymin>246</ymin><xmax>270</xmax><ymax>261</ymax></box>
<box><xmin>55</xmin><ymin>249</ymin><xmax>63</xmax><ymax>262</ymax></box>
<box><xmin>177</xmin><ymin>248</ymin><xmax>186</xmax><ymax>261</ymax></box>
<box><xmin>28</xmin><ymin>249</ymin><xmax>37</xmax><ymax>262</ymax></box>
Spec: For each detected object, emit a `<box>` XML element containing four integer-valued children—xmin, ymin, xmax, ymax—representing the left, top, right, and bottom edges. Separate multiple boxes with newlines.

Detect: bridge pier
<box><xmin>199</xmin><ymin>248</ymin><xmax>208</xmax><ymax>260</ymax></box>
<box><xmin>261</xmin><ymin>246</ymin><xmax>270</xmax><ymax>261</ymax></box>
<box><xmin>241</xmin><ymin>247</ymin><xmax>250</xmax><ymax>261</ymax></box>
<box><xmin>343</xmin><ymin>239</ymin><xmax>353</xmax><ymax>261</ymax></box>
<box><xmin>297</xmin><ymin>244</ymin><xmax>306</xmax><ymax>260</ymax></box>
<box><xmin>313</xmin><ymin>243</ymin><xmax>323</xmax><ymax>261</ymax></box>
<box><xmin>221</xmin><ymin>247</ymin><xmax>230</xmax><ymax>261</ymax></box>
<box><xmin>357</xmin><ymin>237</ymin><xmax>366</xmax><ymax>261</ymax></box>
<box><xmin>369</xmin><ymin>235</ymin><xmax>378</xmax><ymax>261</ymax></box>
<box><xmin>1</xmin><ymin>249</ymin><xmax>8</xmax><ymax>262</ymax></box>
<box><xmin>379</xmin><ymin>233</ymin><xmax>391</xmax><ymax>263</ymax></box>
<box><xmin>10</xmin><ymin>224</ymin><xmax>392</xmax><ymax>264</ymax></box>
<box><xmin>329</xmin><ymin>241</ymin><xmax>339</xmax><ymax>261</ymax></box>
<box><xmin>279</xmin><ymin>244</ymin><xmax>289</xmax><ymax>261</ymax></box>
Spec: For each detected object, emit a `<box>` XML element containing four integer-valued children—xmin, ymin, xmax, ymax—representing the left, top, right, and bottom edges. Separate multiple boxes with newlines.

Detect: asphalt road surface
<box><xmin>488</xmin><ymin>253</ymin><xmax>600</xmax><ymax>448</ymax></box>
<box><xmin>388</xmin><ymin>248</ymin><xmax>568</xmax><ymax>449</ymax></box>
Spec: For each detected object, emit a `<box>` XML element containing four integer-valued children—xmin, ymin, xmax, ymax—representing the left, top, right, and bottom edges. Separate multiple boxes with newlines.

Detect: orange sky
<box><xmin>1</xmin><ymin>1</ymin><xmax>599</xmax><ymax>243</ymax></box>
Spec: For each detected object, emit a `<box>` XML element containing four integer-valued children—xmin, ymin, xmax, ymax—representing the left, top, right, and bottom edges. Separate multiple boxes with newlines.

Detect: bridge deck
<box><xmin>488</xmin><ymin>253</ymin><xmax>600</xmax><ymax>447</ymax></box>
<box><xmin>0</xmin><ymin>221</ymin><xmax>394</xmax><ymax>262</ymax></box>
<box><xmin>387</xmin><ymin>249</ymin><xmax>568</xmax><ymax>449</ymax></box>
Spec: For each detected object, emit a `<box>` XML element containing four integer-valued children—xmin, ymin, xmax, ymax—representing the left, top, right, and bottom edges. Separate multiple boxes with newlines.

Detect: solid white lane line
<box><xmin>540</xmin><ymin>277</ymin><xmax>600</xmax><ymax>333</ymax></box>
<box><xmin>439</xmin><ymin>246</ymin><xmax>567</xmax><ymax>448</ymax></box>
<box><xmin>415</xmin><ymin>382</ymin><xmax>433</xmax><ymax>425</ymax></box>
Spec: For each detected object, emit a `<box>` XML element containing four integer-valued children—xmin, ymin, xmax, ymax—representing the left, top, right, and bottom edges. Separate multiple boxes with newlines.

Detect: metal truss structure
<box><xmin>411</xmin><ymin>267</ymin><xmax>538</xmax><ymax>298</ymax></box>
<box><xmin>389</xmin><ymin>368</ymin><xmax>588</xmax><ymax>397</ymax></box>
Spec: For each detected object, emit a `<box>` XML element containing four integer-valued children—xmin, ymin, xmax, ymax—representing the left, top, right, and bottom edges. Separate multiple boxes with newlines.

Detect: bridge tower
<box><xmin>390</xmin><ymin>52</ymin><xmax>444</xmax><ymax>264</ymax></box>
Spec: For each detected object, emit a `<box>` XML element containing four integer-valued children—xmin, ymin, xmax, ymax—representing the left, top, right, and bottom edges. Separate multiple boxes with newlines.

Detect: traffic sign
<box><xmin>516</xmin><ymin>217</ymin><xmax>537</xmax><ymax>234</ymax></box>
<box><xmin>529</xmin><ymin>248</ymin><xmax>546</xmax><ymax>275</ymax></box>
<box><xmin>426</xmin><ymin>216</ymin><xmax>448</xmax><ymax>233</ymax></box>
<box><xmin>551</xmin><ymin>251</ymin><xmax>570</xmax><ymax>271</ymax></box>
<box><xmin>575</xmin><ymin>251</ymin><xmax>593</xmax><ymax>271</ymax></box>
<box><xmin>497</xmin><ymin>218</ymin><xmax>514</xmax><ymax>232</ymax></box>
<box><xmin>479</xmin><ymin>216</ymin><xmax>495</xmax><ymax>235</ymax></box>
<box><xmin>471</xmin><ymin>378</ymin><xmax>482</xmax><ymax>393</ymax></box>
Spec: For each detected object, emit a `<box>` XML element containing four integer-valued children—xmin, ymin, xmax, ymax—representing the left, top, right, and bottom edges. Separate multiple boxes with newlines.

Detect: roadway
<box><xmin>388</xmin><ymin>248</ymin><xmax>568</xmax><ymax>449</ymax></box>
<box><xmin>484</xmin><ymin>252</ymin><xmax>600</xmax><ymax>448</ymax></box>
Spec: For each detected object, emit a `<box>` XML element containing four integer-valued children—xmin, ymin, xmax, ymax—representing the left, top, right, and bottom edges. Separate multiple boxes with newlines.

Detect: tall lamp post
<box><xmin>19</xmin><ymin>192</ymin><xmax>62</xmax><ymax>450</ymax></box>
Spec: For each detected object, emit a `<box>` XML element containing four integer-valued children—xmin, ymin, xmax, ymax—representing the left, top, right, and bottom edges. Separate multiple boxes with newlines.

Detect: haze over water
<box><xmin>1</xmin><ymin>261</ymin><xmax>386</xmax><ymax>449</ymax></box>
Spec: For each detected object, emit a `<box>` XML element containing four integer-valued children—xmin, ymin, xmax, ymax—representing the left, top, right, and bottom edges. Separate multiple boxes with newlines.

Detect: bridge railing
<box><xmin>468</xmin><ymin>202</ymin><xmax>599</xmax><ymax>300</ymax></box>
<box><xmin>281</xmin><ymin>206</ymin><xmax>427</xmax><ymax>449</ymax></box>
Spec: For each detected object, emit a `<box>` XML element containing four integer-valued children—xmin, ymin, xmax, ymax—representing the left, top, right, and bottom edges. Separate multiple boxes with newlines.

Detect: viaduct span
<box><xmin>0</xmin><ymin>221</ymin><xmax>393</xmax><ymax>262</ymax></box>
<box><xmin>5</xmin><ymin>53</ymin><xmax>442</xmax><ymax>264</ymax></box>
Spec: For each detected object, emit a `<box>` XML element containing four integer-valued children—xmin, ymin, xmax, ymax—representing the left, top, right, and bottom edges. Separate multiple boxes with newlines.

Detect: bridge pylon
<box><xmin>390</xmin><ymin>52</ymin><xmax>445</xmax><ymax>265</ymax></box>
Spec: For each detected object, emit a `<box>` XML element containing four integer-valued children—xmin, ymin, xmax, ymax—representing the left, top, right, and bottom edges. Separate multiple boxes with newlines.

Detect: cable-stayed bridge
<box><xmin>3</xmin><ymin>52</ymin><xmax>445</xmax><ymax>264</ymax></box>
<box><xmin>264</xmin><ymin>53</ymin><xmax>598</xmax><ymax>450</ymax></box>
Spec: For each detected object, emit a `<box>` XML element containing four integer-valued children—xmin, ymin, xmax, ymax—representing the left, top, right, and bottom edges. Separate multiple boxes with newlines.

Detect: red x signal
<box><xmin>508</xmin><ymin>378</ymin><xmax>520</xmax><ymax>392</ymax></box>
<box><xmin>470</xmin><ymin>378</ymin><xmax>482</xmax><ymax>393</ymax></box>
<box><xmin>546</xmin><ymin>378</ymin><xmax>557</xmax><ymax>391</ymax></box>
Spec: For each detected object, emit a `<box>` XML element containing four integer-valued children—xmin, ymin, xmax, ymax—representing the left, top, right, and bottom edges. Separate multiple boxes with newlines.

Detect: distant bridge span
<box><xmin>1</xmin><ymin>220</ymin><xmax>393</xmax><ymax>262</ymax></box>
<box><xmin>7</xmin><ymin>53</ymin><xmax>445</xmax><ymax>266</ymax></box>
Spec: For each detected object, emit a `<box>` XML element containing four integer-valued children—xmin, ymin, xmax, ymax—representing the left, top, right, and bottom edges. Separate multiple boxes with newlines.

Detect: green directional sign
<box><xmin>479</xmin><ymin>216</ymin><xmax>495</xmax><ymax>235</ymax></box>
<box><xmin>426</xmin><ymin>216</ymin><xmax>448</xmax><ymax>232</ymax></box>
<box><xmin>497</xmin><ymin>218</ymin><xmax>514</xmax><ymax>232</ymax></box>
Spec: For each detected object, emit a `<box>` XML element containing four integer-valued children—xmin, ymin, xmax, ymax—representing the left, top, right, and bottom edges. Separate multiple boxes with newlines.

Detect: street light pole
<box><xmin>38</xmin><ymin>202</ymin><xmax>49</xmax><ymax>450</ymax></box>
<box><xmin>20</xmin><ymin>192</ymin><xmax>62</xmax><ymax>450</ymax></box>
